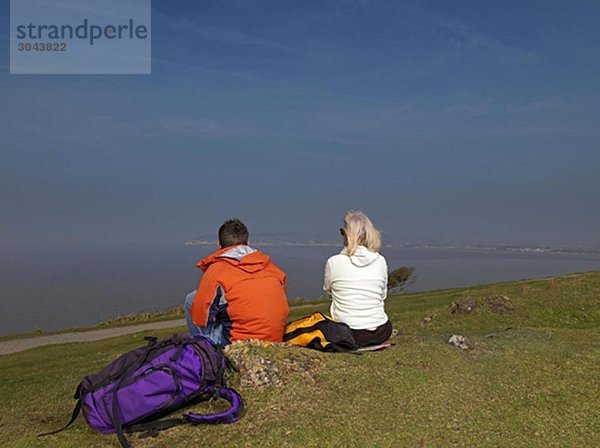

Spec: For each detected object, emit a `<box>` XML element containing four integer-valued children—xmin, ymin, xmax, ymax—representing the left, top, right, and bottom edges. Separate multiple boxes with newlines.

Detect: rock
<box><xmin>421</xmin><ymin>315</ymin><xmax>434</xmax><ymax>326</ymax></box>
<box><xmin>484</xmin><ymin>295</ymin><xmax>513</xmax><ymax>314</ymax></box>
<box><xmin>450</xmin><ymin>299</ymin><xmax>479</xmax><ymax>314</ymax></box>
<box><xmin>224</xmin><ymin>339</ymin><xmax>323</xmax><ymax>389</ymax></box>
<box><xmin>448</xmin><ymin>334</ymin><xmax>472</xmax><ymax>350</ymax></box>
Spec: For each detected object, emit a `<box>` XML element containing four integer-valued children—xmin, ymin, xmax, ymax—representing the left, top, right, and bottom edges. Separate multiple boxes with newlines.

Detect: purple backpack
<box><xmin>40</xmin><ymin>334</ymin><xmax>244</xmax><ymax>448</ymax></box>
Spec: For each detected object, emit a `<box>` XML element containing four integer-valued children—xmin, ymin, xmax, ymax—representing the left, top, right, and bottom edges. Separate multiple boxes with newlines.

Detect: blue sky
<box><xmin>1</xmin><ymin>0</ymin><xmax>599</xmax><ymax>247</ymax></box>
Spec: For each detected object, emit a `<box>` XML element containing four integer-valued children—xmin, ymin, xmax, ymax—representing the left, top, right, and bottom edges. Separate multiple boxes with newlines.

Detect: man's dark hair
<box><xmin>218</xmin><ymin>219</ymin><xmax>249</xmax><ymax>248</ymax></box>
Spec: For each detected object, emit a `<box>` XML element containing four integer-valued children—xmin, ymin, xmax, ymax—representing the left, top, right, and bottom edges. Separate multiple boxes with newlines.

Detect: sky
<box><xmin>1</xmin><ymin>0</ymin><xmax>599</xmax><ymax>248</ymax></box>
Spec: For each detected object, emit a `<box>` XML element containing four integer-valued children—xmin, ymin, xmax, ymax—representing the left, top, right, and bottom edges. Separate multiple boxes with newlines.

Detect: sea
<box><xmin>0</xmin><ymin>243</ymin><xmax>598</xmax><ymax>337</ymax></box>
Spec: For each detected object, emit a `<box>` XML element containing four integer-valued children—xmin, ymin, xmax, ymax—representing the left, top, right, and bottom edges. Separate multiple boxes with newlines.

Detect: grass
<box><xmin>0</xmin><ymin>271</ymin><xmax>598</xmax><ymax>447</ymax></box>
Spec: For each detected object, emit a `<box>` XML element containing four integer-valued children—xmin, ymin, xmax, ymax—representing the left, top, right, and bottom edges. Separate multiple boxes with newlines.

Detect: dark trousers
<box><xmin>351</xmin><ymin>320</ymin><xmax>393</xmax><ymax>348</ymax></box>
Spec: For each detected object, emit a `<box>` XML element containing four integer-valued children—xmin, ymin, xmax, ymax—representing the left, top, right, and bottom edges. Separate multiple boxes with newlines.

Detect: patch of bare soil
<box><xmin>449</xmin><ymin>295</ymin><xmax>514</xmax><ymax>315</ymax></box>
<box><xmin>484</xmin><ymin>295</ymin><xmax>514</xmax><ymax>314</ymax></box>
<box><xmin>450</xmin><ymin>299</ymin><xmax>480</xmax><ymax>314</ymax></box>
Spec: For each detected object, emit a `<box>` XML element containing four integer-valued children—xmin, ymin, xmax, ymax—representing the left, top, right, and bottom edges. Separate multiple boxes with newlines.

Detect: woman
<box><xmin>323</xmin><ymin>211</ymin><xmax>392</xmax><ymax>347</ymax></box>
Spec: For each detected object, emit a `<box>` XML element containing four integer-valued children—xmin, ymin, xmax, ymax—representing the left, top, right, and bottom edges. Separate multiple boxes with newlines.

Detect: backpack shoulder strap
<box><xmin>38</xmin><ymin>385</ymin><xmax>82</xmax><ymax>437</ymax></box>
<box><xmin>183</xmin><ymin>386</ymin><xmax>244</xmax><ymax>425</ymax></box>
<box><xmin>124</xmin><ymin>385</ymin><xmax>243</xmax><ymax>439</ymax></box>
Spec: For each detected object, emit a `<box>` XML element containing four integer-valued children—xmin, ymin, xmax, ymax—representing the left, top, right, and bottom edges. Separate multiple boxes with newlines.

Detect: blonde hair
<box><xmin>343</xmin><ymin>211</ymin><xmax>382</xmax><ymax>255</ymax></box>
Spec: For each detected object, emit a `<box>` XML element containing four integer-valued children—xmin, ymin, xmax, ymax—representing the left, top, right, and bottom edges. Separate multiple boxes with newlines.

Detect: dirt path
<box><xmin>0</xmin><ymin>301</ymin><xmax>328</xmax><ymax>356</ymax></box>
<box><xmin>0</xmin><ymin>319</ymin><xmax>186</xmax><ymax>356</ymax></box>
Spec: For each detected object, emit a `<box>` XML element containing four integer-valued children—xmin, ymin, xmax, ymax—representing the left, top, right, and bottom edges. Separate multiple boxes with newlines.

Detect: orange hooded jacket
<box><xmin>190</xmin><ymin>245</ymin><xmax>289</xmax><ymax>343</ymax></box>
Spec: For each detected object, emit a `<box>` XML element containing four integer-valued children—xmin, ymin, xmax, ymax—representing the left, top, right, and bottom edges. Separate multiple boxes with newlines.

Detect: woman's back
<box><xmin>324</xmin><ymin>245</ymin><xmax>388</xmax><ymax>330</ymax></box>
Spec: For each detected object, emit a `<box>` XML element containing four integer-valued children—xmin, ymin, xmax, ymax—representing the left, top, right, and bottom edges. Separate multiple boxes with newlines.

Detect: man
<box><xmin>185</xmin><ymin>219</ymin><xmax>289</xmax><ymax>345</ymax></box>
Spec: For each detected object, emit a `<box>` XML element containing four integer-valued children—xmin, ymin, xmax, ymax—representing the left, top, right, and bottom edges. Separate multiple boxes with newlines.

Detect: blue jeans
<box><xmin>185</xmin><ymin>290</ymin><xmax>227</xmax><ymax>345</ymax></box>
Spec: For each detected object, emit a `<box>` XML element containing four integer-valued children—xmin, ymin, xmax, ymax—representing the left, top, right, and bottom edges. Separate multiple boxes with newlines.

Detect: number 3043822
<box><xmin>18</xmin><ymin>42</ymin><xmax>66</xmax><ymax>51</ymax></box>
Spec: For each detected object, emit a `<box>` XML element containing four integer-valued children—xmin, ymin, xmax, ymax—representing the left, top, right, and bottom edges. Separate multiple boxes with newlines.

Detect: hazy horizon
<box><xmin>1</xmin><ymin>1</ymin><xmax>599</xmax><ymax>250</ymax></box>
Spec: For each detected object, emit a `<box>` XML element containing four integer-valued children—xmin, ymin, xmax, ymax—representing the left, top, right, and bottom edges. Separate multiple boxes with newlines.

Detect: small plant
<box><xmin>388</xmin><ymin>266</ymin><xmax>416</xmax><ymax>293</ymax></box>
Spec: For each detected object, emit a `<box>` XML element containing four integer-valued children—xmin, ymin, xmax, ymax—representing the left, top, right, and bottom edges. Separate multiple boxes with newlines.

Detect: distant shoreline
<box><xmin>184</xmin><ymin>239</ymin><xmax>600</xmax><ymax>257</ymax></box>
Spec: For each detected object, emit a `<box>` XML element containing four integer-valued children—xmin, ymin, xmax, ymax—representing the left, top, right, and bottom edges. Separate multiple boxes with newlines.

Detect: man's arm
<box><xmin>190</xmin><ymin>269</ymin><xmax>220</xmax><ymax>327</ymax></box>
<box><xmin>281</xmin><ymin>271</ymin><xmax>287</xmax><ymax>292</ymax></box>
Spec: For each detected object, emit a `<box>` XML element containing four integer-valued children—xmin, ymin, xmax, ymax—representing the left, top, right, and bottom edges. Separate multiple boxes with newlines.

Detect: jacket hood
<box><xmin>341</xmin><ymin>245</ymin><xmax>379</xmax><ymax>267</ymax></box>
<box><xmin>198</xmin><ymin>245</ymin><xmax>271</xmax><ymax>273</ymax></box>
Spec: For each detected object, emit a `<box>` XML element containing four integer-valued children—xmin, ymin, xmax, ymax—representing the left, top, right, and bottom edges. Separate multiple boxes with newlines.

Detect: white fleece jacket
<box><xmin>323</xmin><ymin>246</ymin><xmax>388</xmax><ymax>330</ymax></box>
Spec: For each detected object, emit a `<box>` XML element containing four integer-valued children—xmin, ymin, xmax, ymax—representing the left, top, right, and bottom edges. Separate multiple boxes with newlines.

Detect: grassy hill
<box><xmin>1</xmin><ymin>271</ymin><xmax>598</xmax><ymax>447</ymax></box>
